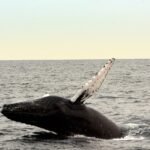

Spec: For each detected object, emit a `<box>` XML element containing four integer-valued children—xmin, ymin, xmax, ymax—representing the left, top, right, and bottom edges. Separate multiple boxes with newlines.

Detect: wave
<box><xmin>98</xmin><ymin>95</ymin><xmax>123</xmax><ymax>99</ymax></box>
<box><xmin>122</xmin><ymin>122</ymin><xmax>150</xmax><ymax>139</ymax></box>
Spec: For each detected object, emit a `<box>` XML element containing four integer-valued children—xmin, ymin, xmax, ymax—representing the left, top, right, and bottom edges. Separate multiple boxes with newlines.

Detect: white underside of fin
<box><xmin>71</xmin><ymin>58</ymin><xmax>115</xmax><ymax>104</ymax></box>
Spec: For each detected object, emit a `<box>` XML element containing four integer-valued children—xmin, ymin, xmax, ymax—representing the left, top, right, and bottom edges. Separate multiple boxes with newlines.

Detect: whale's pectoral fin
<box><xmin>71</xmin><ymin>58</ymin><xmax>115</xmax><ymax>104</ymax></box>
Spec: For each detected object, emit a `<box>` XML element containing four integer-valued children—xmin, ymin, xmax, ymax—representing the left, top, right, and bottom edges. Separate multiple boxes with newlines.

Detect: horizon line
<box><xmin>0</xmin><ymin>58</ymin><xmax>150</xmax><ymax>61</ymax></box>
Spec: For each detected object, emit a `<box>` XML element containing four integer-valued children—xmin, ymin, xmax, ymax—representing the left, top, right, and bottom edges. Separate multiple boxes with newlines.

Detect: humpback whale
<box><xmin>1</xmin><ymin>58</ymin><xmax>123</xmax><ymax>139</ymax></box>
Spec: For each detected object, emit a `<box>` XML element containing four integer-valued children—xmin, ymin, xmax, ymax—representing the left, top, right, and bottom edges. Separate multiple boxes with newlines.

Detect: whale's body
<box><xmin>1</xmin><ymin>96</ymin><xmax>122</xmax><ymax>139</ymax></box>
<box><xmin>1</xmin><ymin>58</ymin><xmax>123</xmax><ymax>139</ymax></box>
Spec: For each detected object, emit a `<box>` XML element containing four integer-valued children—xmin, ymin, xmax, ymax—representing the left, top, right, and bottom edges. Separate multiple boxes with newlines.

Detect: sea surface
<box><xmin>0</xmin><ymin>59</ymin><xmax>150</xmax><ymax>150</ymax></box>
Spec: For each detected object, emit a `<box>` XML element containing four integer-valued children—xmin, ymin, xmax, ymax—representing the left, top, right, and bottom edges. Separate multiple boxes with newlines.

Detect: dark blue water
<box><xmin>0</xmin><ymin>59</ymin><xmax>150</xmax><ymax>150</ymax></box>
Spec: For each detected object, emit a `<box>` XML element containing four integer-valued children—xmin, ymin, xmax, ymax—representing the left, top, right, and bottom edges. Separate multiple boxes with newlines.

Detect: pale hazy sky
<box><xmin>0</xmin><ymin>0</ymin><xmax>150</xmax><ymax>60</ymax></box>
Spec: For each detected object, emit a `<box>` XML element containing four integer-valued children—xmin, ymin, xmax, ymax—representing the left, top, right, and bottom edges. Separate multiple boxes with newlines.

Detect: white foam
<box><xmin>125</xmin><ymin>123</ymin><xmax>140</xmax><ymax>129</ymax></box>
<box><xmin>114</xmin><ymin>135</ymin><xmax>145</xmax><ymax>141</ymax></box>
<box><xmin>125</xmin><ymin>123</ymin><xmax>147</xmax><ymax>129</ymax></box>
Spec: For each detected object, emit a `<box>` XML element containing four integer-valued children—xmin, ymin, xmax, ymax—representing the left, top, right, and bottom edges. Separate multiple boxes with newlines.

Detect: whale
<box><xmin>1</xmin><ymin>58</ymin><xmax>123</xmax><ymax>139</ymax></box>
<box><xmin>1</xmin><ymin>95</ymin><xmax>122</xmax><ymax>139</ymax></box>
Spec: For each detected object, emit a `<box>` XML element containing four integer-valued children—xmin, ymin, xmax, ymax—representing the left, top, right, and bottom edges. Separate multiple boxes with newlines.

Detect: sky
<box><xmin>0</xmin><ymin>0</ymin><xmax>150</xmax><ymax>60</ymax></box>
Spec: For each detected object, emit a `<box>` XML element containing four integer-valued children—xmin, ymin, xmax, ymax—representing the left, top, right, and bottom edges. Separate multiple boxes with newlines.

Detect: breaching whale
<box><xmin>1</xmin><ymin>58</ymin><xmax>123</xmax><ymax>139</ymax></box>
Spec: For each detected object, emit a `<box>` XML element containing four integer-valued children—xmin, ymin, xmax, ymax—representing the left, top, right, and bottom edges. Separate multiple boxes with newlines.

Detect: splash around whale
<box><xmin>1</xmin><ymin>58</ymin><xmax>124</xmax><ymax>139</ymax></box>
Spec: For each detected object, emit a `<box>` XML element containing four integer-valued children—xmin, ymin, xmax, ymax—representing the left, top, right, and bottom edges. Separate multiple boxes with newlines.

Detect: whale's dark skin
<box><xmin>1</xmin><ymin>96</ymin><xmax>123</xmax><ymax>139</ymax></box>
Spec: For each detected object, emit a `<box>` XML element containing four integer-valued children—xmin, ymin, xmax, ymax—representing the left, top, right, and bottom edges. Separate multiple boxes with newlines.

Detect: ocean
<box><xmin>0</xmin><ymin>59</ymin><xmax>150</xmax><ymax>150</ymax></box>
